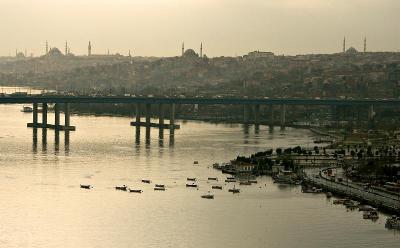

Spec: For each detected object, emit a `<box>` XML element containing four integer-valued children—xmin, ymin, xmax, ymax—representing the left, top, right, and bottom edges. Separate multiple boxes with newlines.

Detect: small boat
<box><xmin>248</xmin><ymin>180</ymin><xmax>258</xmax><ymax>184</ymax></box>
<box><xmin>187</xmin><ymin>177</ymin><xmax>196</xmax><ymax>181</ymax></box>
<box><xmin>186</xmin><ymin>183</ymin><xmax>198</xmax><ymax>188</ymax></box>
<box><xmin>155</xmin><ymin>184</ymin><xmax>165</xmax><ymax>188</ymax></box>
<box><xmin>201</xmin><ymin>193</ymin><xmax>214</xmax><ymax>199</ymax></box>
<box><xmin>228</xmin><ymin>186</ymin><xmax>240</xmax><ymax>193</ymax></box>
<box><xmin>358</xmin><ymin>205</ymin><xmax>374</xmax><ymax>211</ymax></box>
<box><xmin>227</xmin><ymin>177</ymin><xmax>235</xmax><ymax>180</ymax></box>
<box><xmin>80</xmin><ymin>184</ymin><xmax>91</xmax><ymax>189</ymax></box>
<box><xmin>154</xmin><ymin>187</ymin><xmax>166</xmax><ymax>191</ymax></box>
<box><xmin>225</xmin><ymin>179</ymin><xmax>237</xmax><ymax>183</ymax></box>
<box><xmin>208</xmin><ymin>177</ymin><xmax>218</xmax><ymax>181</ymax></box>
<box><xmin>129</xmin><ymin>189</ymin><xmax>142</xmax><ymax>193</ymax></box>
<box><xmin>385</xmin><ymin>215</ymin><xmax>400</xmax><ymax>230</ymax></box>
<box><xmin>115</xmin><ymin>185</ymin><xmax>127</xmax><ymax>191</ymax></box>
<box><xmin>363</xmin><ymin>209</ymin><xmax>379</xmax><ymax>220</ymax></box>
<box><xmin>21</xmin><ymin>106</ymin><xmax>33</xmax><ymax>113</ymax></box>
<box><xmin>212</xmin><ymin>185</ymin><xmax>223</xmax><ymax>190</ymax></box>
<box><xmin>326</xmin><ymin>192</ymin><xmax>333</xmax><ymax>198</ymax></box>
<box><xmin>193</xmin><ymin>161</ymin><xmax>199</xmax><ymax>165</ymax></box>
<box><xmin>239</xmin><ymin>181</ymin><xmax>251</xmax><ymax>185</ymax></box>
<box><xmin>141</xmin><ymin>179</ymin><xmax>151</xmax><ymax>184</ymax></box>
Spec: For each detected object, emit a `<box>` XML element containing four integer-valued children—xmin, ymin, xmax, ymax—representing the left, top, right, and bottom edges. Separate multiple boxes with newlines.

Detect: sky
<box><xmin>0</xmin><ymin>0</ymin><xmax>399</xmax><ymax>57</ymax></box>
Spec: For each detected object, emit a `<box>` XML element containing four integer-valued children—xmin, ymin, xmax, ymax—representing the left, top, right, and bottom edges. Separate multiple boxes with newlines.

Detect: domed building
<box><xmin>183</xmin><ymin>49</ymin><xmax>199</xmax><ymax>58</ymax></box>
<box><xmin>46</xmin><ymin>47</ymin><xmax>64</xmax><ymax>57</ymax></box>
<box><xmin>345</xmin><ymin>47</ymin><xmax>358</xmax><ymax>54</ymax></box>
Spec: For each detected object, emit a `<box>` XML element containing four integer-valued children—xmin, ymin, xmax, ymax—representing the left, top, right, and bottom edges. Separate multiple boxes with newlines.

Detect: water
<box><xmin>0</xmin><ymin>104</ymin><xmax>399</xmax><ymax>248</ymax></box>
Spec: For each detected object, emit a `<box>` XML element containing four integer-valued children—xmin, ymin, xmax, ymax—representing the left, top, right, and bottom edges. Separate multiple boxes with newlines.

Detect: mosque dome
<box><xmin>183</xmin><ymin>49</ymin><xmax>199</xmax><ymax>58</ymax></box>
<box><xmin>345</xmin><ymin>47</ymin><xmax>358</xmax><ymax>54</ymax></box>
<box><xmin>47</xmin><ymin>47</ymin><xmax>63</xmax><ymax>56</ymax></box>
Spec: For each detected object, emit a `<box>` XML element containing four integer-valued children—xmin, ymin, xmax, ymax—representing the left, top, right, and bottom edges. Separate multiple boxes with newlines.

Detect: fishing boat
<box><xmin>80</xmin><ymin>184</ymin><xmax>91</xmax><ymax>189</ymax></box>
<box><xmin>187</xmin><ymin>177</ymin><xmax>196</xmax><ymax>181</ymax></box>
<box><xmin>208</xmin><ymin>177</ymin><xmax>218</xmax><ymax>181</ymax></box>
<box><xmin>385</xmin><ymin>216</ymin><xmax>400</xmax><ymax>229</ymax></box>
<box><xmin>212</xmin><ymin>185</ymin><xmax>223</xmax><ymax>190</ymax></box>
<box><xmin>115</xmin><ymin>185</ymin><xmax>127</xmax><ymax>191</ymax></box>
<box><xmin>141</xmin><ymin>179</ymin><xmax>151</xmax><ymax>184</ymax></box>
<box><xmin>129</xmin><ymin>189</ymin><xmax>142</xmax><ymax>193</ymax></box>
<box><xmin>186</xmin><ymin>183</ymin><xmax>198</xmax><ymax>188</ymax></box>
<box><xmin>193</xmin><ymin>161</ymin><xmax>199</xmax><ymax>165</ymax></box>
<box><xmin>363</xmin><ymin>209</ymin><xmax>379</xmax><ymax>220</ymax></box>
<box><xmin>201</xmin><ymin>192</ymin><xmax>214</xmax><ymax>199</ymax></box>
<box><xmin>155</xmin><ymin>184</ymin><xmax>165</xmax><ymax>188</ymax></box>
<box><xmin>228</xmin><ymin>186</ymin><xmax>240</xmax><ymax>193</ymax></box>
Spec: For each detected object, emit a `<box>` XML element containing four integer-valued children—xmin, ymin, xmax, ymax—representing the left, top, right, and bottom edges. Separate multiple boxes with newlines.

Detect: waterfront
<box><xmin>0</xmin><ymin>104</ymin><xmax>399</xmax><ymax>248</ymax></box>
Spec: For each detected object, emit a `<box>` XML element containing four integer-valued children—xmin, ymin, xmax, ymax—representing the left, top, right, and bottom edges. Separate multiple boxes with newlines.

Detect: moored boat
<box><xmin>363</xmin><ymin>209</ymin><xmax>379</xmax><ymax>220</ymax></box>
<box><xmin>129</xmin><ymin>189</ymin><xmax>142</xmax><ymax>193</ymax></box>
<box><xmin>201</xmin><ymin>193</ymin><xmax>214</xmax><ymax>199</ymax></box>
<box><xmin>115</xmin><ymin>185</ymin><xmax>127</xmax><ymax>191</ymax></box>
<box><xmin>208</xmin><ymin>177</ymin><xmax>218</xmax><ymax>181</ymax></box>
<box><xmin>80</xmin><ymin>184</ymin><xmax>91</xmax><ymax>189</ymax></box>
<box><xmin>193</xmin><ymin>161</ymin><xmax>199</xmax><ymax>165</ymax></box>
<box><xmin>155</xmin><ymin>184</ymin><xmax>165</xmax><ymax>188</ymax></box>
<box><xmin>212</xmin><ymin>185</ymin><xmax>223</xmax><ymax>190</ymax></box>
<box><xmin>385</xmin><ymin>215</ymin><xmax>400</xmax><ymax>230</ymax></box>
<box><xmin>154</xmin><ymin>187</ymin><xmax>166</xmax><ymax>191</ymax></box>
<box><xmin>21</xmin><ymin>106</ymin><xmax>33</xmax><ymax>113</ymax></box>
<box><xmin>225</xmin><ymin>179</ymin><xmax>236</xmax><ymax>183</ymax></box>
<box><xmin>187</xmin><ymin>177</ymin><xmax>196</xmax><ymax>181</ymax></box>
<box><xmin>141</xmin><ymin>179</ymin><xmax>151</xmax><ymax>184</ymax></box>
<box><xmin>228</xmin><ymin>185</ymin><xmax>240</xmax><ymax>193</ymax></box>
<box><xmin>248</xmin><ymin>180</ymin><xmax>258</xmax><ymax>184</ymax></box>
<box><xmin>239</xmin><ymin>181</ymin><xmax>251</xmax><ymax>185</ymax></box>
<box><xmin>186</xmin><ymin>183</ymin><xmax>198</xmax><ymax>188</ymax></box>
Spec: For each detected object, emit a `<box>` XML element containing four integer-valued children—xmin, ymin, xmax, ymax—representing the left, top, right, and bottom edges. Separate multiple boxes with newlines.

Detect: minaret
<box><xmin>65</xmin><ymin>41</ymin><xmax>68</xmax><ymax>55</ymax></box>
<box><xmin>88</xmin><ymin>41</ymin><xmax>92</xmax><ymax>56</ymax></box>
<box><xmin>343</xmin><ymin>37</ymin><xmax>346</xmax><ymax>53</ymax></box>
<box><xmin>363</xmin><ymin>37</ymin><xmax>367</xmax><ymax>53</ymax></box>
<box><xmin>46</xmin><ymin>41</ymin><xmax>48</xmax><ymax>54</ymax></box>
<box><xmin>200</xmin><ymin>42</ymin><xmax>203</xmax><ymax>57</ymax></box>
<box><xmin>182</xmin><ymin>42</ymin><xmax>184</xmax><ymax>56</ymax></box>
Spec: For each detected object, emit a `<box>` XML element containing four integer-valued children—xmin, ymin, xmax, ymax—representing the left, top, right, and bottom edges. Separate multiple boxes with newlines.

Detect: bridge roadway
<box><xmin>1</xmin><ymin>96</ymin><xmax>400</xmax><ymax>106</ymax></box>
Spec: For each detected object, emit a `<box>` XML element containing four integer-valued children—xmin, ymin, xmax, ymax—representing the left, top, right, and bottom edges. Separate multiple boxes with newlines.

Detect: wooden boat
<box><xmin>225</xmin><ymin>179</ymin><xmax>236</xmax><ymax>183</ymax></box>
<box><xmin>193</xmin><ymin>161</ymin><xmax>199</xmax><ymax>165</ymax></box>
<box><xmin>154</xmin><ymin>187</ymin><xmax>166</xmax><ymax>191</ymax></box>
<box><xmin>228</xmin><ymin>186</ymin><xmax>240</xmax><ymax>193</ymax></box>
<box><xmin>212</xmin><ymin>185</ymin><xmax>223</xmax><ymax>190</ymax></box>
<box><xmin>363</xmin><ymin>209</ymin><xmax>379</xmax><ymax>220</ymax></box>
<box><xmin>208</xmin><ymin>177</ymin><xmax>218</xmax><ymax>181</ymax></box>
<box><xmin>201</xmin><ymin>193</ymin><xmax>214</xmax><ymax>199</ymax></box>
<box><xmin>186</xmin><ymin>183</ymin><xmax>198</xmax><ymax>188</ymax></box>
<box><xmin>155</xmin><ymin>184</ymin><xmax>165</xmax><ymax>188</ymax></box>
<box><xmin>115</xmin><ymin>185</ymin><xmax>127</xmax><ymax>191</ymax></box>
<box><xmin>248</xmin><ymin>180</ymin><xmax>258</xmax><ymax>184</ymax></box>
<box><xmin>129</xmin><ymin>189</ymin><xmax>142</xmax><ymax>193</ymax></box>
<box><xmin>141</xmin><ymin>179</ymin><xmax>151</xmax><ymax>183</ymax></box>
<box><xmin>187</xmin><ymin>178</ymin><xmax>196</xmax><ymax>181</ymax></box>
<box><xmin>80</xmin><ymin>184</ymin><xmax>91</xmax><ymax>189</ymax></box>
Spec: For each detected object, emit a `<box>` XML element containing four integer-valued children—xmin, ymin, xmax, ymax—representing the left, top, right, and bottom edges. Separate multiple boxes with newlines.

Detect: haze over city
<box><xmin>1</xmin><ymin>0</ymin><xmax>400</xmax><ymax>57</ymax></box>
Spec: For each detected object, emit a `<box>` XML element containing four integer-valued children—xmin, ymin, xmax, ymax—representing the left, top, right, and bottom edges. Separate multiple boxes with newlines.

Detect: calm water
<box><xmin>0</xmin><ymin>103</ymin><xmax>399</xmax><ymax>248</ymax></box>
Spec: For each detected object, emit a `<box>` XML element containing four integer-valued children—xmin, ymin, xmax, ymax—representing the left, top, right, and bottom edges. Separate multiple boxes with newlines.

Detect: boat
<box><xmin>186</xmin><ymin>183</ymin><xmax>198</xmax><ymax>188</ymax></box>
<box><xmin>228</xmin><ymin>186</ymin><xmax>240</xmax><ymax>193</ymax></box>
<box><xmin>226</xmin><ymin>177</ymin><xmax>235</xmax><ymax>180</ymax></box>
<box><xmin>201</xmin><ymin>193</ymin><xmax>214</xmax><ymax>199</ymax></box>
<box><xmin>193</xmin><ymin>161</ymin><xmax>199</xmax><ymax>165</ymax></box>
<box><xmin>248</xmin><ymin>180</ymin><xmax>258</xmax><ymax>184</ymax></box>
<box><xmin>187</xmin><ymin>177</ymin><xmax>196</xmax><ymax>181</ymax></box>
<box><xmin>129</xmin><ymin>189</ymin><xmax>142</xmax><ymax>193</ymax></box>
<box><xmin>363</xmin><ymin>209</ymin><xmax>379</xmax><ymax>220</ymax></box>
<box><xmin>155</xmin><ymin>184</ymin><xmax>165</xmax><ymax>188</ymax></box>
<box><xmin>225</xmin><ymin>179</ymin><xmax>237</xmax><ymax>183</ymax></box>
<box><xmin>208</xmin><ymin>177</ymin><xmax>218</xmax><ymax>181</ymax></box>
<box><xmin>80</xmin><ymin>184</ymin><xmax>91</xmax><ymax>189</ymax></box>
<box><xmin>115</xmin><ymin>185</ymin><xmax>127</xmax><ymax>191</ymax></box>
<box><xmin>358</xmin><ymin>205</ymin><xmax>374</xmax><ymax>211</ymax></box>
<box><xmin>141</xmin><ymin>179</ymin><xmax>151</xmax><ymax>183</ymax></box>
<box><xmin>239</xmin><ymin>181</ymin><xmax>251</xmax><ymax>185</ymax></box>
<box><xmin>385</xmin><ymin>215</ymin><xmax>400</xmax><ymax>230</ymax></box>
<box><xmin>154</xmin><ymin>187</ymin><xmax>166</xmax><ymax>191</ymax></box>
<box><xmin>212</xmin><ymin>185</ymin><xmax>223</xmax><ymax>190</ymax></box>
<box><xmin>21</xmin><ymin>106</ymin><xmax>33</xmax><ymax>113</ymax></box>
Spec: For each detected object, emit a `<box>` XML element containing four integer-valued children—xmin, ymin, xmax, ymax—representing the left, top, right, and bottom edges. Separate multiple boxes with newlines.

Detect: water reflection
<box><xmin>32</xmin><ymin>128</ymin><xmax>38</xmax><ymax>153</ymax></box>
<box><xmin>243</xmin><ymin>124</ymin><xmax>249</xmax><ymax>144</ymax></box>
<box><xmin>55</xmin><ymin>130</ymin><xmax>60</xmax><ymax>154</ymax></box>
<box><xmin>42</xmin><ymin>128</ymin><xmax>47</xmax><ymax>153</ymax></box>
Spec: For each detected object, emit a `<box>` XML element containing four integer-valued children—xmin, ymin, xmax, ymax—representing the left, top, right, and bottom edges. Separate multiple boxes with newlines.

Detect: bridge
<box><xmin>1</xmin><ymin>95</ymin><xmax>397</xmax><ymax>138</ymax></box>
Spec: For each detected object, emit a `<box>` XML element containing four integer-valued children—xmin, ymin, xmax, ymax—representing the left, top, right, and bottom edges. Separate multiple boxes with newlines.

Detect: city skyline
<box><xmin>1</xmin><ymin>0</ymin><xmax>400</xmax><ymax>56</ymax></box>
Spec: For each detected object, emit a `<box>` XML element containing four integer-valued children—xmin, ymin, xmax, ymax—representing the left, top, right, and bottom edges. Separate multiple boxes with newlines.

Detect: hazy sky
<box><xmin>1</xmin><ymin>0</ymin><xmax>399</xmax><ymax>57</ymax></box>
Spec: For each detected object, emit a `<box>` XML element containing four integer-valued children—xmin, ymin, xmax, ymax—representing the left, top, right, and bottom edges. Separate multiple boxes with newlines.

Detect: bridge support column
<box><xmin>135</xmin><ymin>104</ymin><xmax>141</xmax><ymax>135</ymax></box>
<box><xmin>33</xmin><ymin>103</ymin><xmax>38</xmax><ymax>127</ymax></box>
<box><xmin>159</xmin><ymin>104</ymin><xmax>164</xmax><ymax>138</ymax></box>
<box><xmin>42</xmin><ymin>103</ymin><xmax>48</xmax><ymax>128</ymax></box>
<box><xmin>54</xmin><ymin>103</ymin><xmax>60</xmax><ymax>130</ymax></box>
<box><xmin>65</xmin><ymin>103</ymin><xmax>70</xmax><ymax>129</ymax></box>
<box><xmin>254</xmin><ymin>104</ymin><xmax>260</xmax><ymax>125</ymax></box>
<box><xmin>280</xmin><ymin>104</ymin><xmax>286</xmax><ymax>129</ymax></box>
<box><xmin>170</xmin><ymin>103</ymin><xmax>175</xmax><ymax>136</ymax></box>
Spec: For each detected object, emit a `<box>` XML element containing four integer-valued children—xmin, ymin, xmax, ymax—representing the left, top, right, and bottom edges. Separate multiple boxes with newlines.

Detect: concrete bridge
<box><xmin>1</xmin><ymin>95</ymin><xmax>399</xmax><ymax>134</ymax></box>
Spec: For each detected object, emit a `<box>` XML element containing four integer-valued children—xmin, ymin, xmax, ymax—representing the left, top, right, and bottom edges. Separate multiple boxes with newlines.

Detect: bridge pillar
<box><xmin>54</xmin><ymin>103</ymin><xmax>60</xmax><ymax>130</ymax></box>
<box><xmin>65</xmin><ymin>103</ymin><xmax>70</xmax><ymax>129</ymax></box>
<box><xmin>280</xmin><ymin>104</ymin><xmax>286</xmax><ymax>129</ymax></box>
<box><xmin>170</xmin><ymin>103</ymin><xmax>175</xmax><ymax>136</ymax></box>
<box><xmin>135</xmin><ymin>103</ymin><xmax>141</xmax><ymax>135</ymax></box>
<box><xmin>32</xmin><ymin>103</ymin><xmax>38</xmax><ymax>127</ymax></box>
<box><xmin>42</xmin><ymin>103</ymin><xmax>48</xmax><ymax>128</ymax></box>
<box><xmin>254</xmin><ymin>104</ymin><xmax>260</xmax><ymax>125</ymax></box>
<box><xmin>159</xmin><ymin>104</ymin><xmax>164</xmax><ymax>139</ymax></box>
